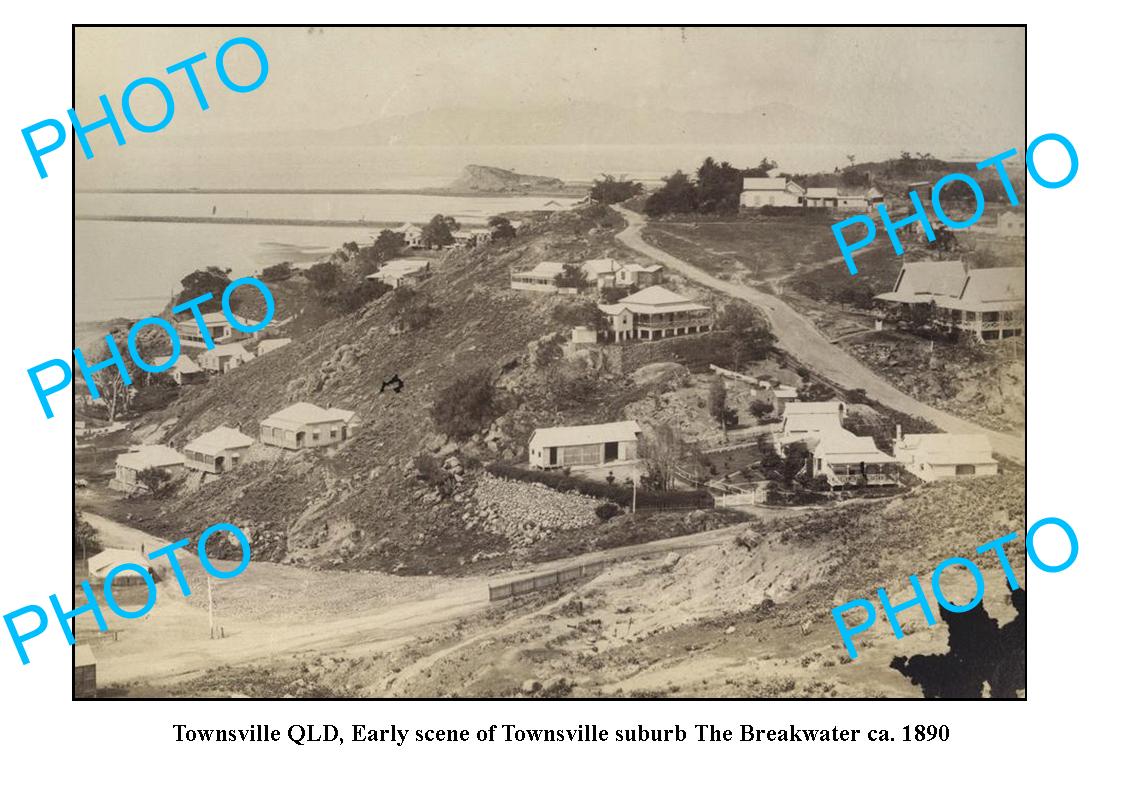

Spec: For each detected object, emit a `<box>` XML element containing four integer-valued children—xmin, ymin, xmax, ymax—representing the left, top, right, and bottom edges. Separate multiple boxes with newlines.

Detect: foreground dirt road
<box><xmin>83</xmin><ymin>511</ymin><xmax>768</xmax><ymax>689</ymax></box>
<box><xmin>614</xmin><ymin>206</ymin><xmax>1025</xmax><ymax>462</ymax></box>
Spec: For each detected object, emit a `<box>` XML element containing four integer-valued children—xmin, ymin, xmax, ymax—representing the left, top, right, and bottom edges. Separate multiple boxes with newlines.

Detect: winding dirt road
<box><xmin>614</xmin><ymin>206</ymin><xmax>1025</xmax><ymax>462</ymax></box>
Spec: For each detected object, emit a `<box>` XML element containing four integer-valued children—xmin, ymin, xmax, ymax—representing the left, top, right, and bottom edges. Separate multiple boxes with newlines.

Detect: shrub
<box><xmin>431</xmin><ymin>368</ymin><xmax>497</xmax><ymax>441</ymax></box>
<box><xmin>483</xmin><ymin>462</ymin><xmax>711</xmax><ymax>509</ymax></box>
<box><xmin>749</xmin><ymin>399</ymin><xmax>772</xmax><ymax>419</ymax></box>
<box><xmin>261</xmin><ymin>262</ymin><xmax>294</xmax><ymax>282</ymax></box>
<box><xmin>595</xmin><ymin>502</ymin><xmax>620</xmax><ymax>521</ymax></box>
<box><xmin>136</xmin><ymin>467</ymin><xmax>174</xmax><ymax>498</ymax></box>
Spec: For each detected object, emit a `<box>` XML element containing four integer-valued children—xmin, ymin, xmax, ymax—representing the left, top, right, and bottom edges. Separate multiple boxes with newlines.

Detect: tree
<box><xmin>638</xmin><ymin>424</ymin><xmax>691</xmax><ymax>492</ymax></box>
<box><xmin>749</xmin><ymin>399</ymin><xmax>772</xmax><ymax>419</ymax></box>
<box><xmin>644</xmin><ymin>170</ymin><xmax>698</xmax><ymax>217</ymax></box>
<box><xmin>551</xmin><ymin>300</ymin><xmax>609</xmax><ymax>338</ymax></box>
<box><xmin>743</xmin><ymin>157</ymin><xmax>778</xmax><ymax>178</ymax></box>
<box><xmin>780</xmin><ymin>442</ymin><xmax>810</xmax><ymax>486</ymax></box>
<box><xmin>421</xmin><ymin>214</ymin><xmax>460</xmax><ymax>249</ymax></box>
<box><xmin>84</xmin><ymin>329</ymin><xmax>149</xmax><ymax>422</ymax></box>
<box><xmin>136</xmin><ymin>467</ymin><xmax>174</xmax><ymax>497</ymax></box>
<box><xmin>589</xmin><ymin>174</ymin><xmax>643</xmax><ymax>204</ymax></box>
<box><xmin>431</xmin><ymin>368</ymin><xmax>496</xmax><ymax>441</ymax></box>
<box><xmin>371</xmin><ymin>229</ymin><xmax>407</xmax><ymax>260</ymax></box>
<box><xmin>718</xmin><ymin>303</ymin><xmax>774</xmax><ymax>367</ymax></box>
<box><xmin>708</xmin><ymin>377</ymin><xmax>727</xmax><ymax>424</ymax></box>
<box><xmin>177</xmin><ymin>267</ymin><xmax>231</xmax><ymax>314</ymax></box>
<box><xmin>488</xmin><ymin>216</ymin><xmax>517</xmax><ymax>240</ymax></box>
<box><xmin>695</xmin><ymin>157</ymin><xmax>744</xmax><ymax>214</ymax></box>
<box><xmin>305</xmin><ymin>261</ymin><xmax>340</xmax><ymax>291</ymax></box>
<box><xmin>599</xmin><ymin>284</ymin><xmax>636</xmax><ymax>303</ymax></box>
<box><xmin>74</xmin><ymin>508</ymin><xmax>102</xmax><ymax>560</ymax></box>
<box><xmin>555</xmin><ymin>263</ymin><xmax>590</xmax><ymax>290</ymax></box>
<box><xmin>846</xmin><ymin>154</ymin><xmax>856</xmax><ymax>167</ymax></box>
<box><xmin>261</xmin><ymin>262</ymin><xmax>294</xmax><ymax>282</ymax></box>
<box><xmin>385</xmin><ymin>285</ymin><xmax>434</xmax><ymax>331</ymax></box>
<box><xmin>332</xmin><ymin>278</ymin><xmax>391</xmax><ymax>313</ymax></box>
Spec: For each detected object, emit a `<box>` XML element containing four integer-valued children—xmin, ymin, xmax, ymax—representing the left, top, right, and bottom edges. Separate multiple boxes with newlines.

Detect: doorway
<box><xmin>604</xmin><ymin>441</ymin><xmax>618</xmax><ymax>462</ymax></box>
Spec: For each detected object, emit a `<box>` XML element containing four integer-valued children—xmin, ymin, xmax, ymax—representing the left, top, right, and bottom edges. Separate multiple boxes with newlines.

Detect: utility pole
<box><xmin>207</xmin><ymin>575</ymin><xmax>215</xmax><ymax>640</ymax></box>
<box><xmin>632</xmin><ymin>474</ymin><xmax>637</xmax><ymax>515</ymax></box>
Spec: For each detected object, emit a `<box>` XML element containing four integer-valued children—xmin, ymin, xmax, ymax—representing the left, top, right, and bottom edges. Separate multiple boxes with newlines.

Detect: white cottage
<box><xmin>260</xmin><ymin>403</ymin><xmax>359</xmax><ymax>450</ymax></box>
<box><xmin>111</xmin><ymin>445</ymin><xmax>186</xmax><ymax>493</ymax></box>
<box><xmin>529</xmin><ymin>421</ymin><xmax>642</xmax><ymax>470</ymax></box>
<box><xmin>893</xmin><ymin>433</ymin><xmax>998</xmax><ymax>481</ymax></box>
<box><xmin>184</xmin><ymin>426</ymin><xmax>255</xmax><ymax>474</ymax></box>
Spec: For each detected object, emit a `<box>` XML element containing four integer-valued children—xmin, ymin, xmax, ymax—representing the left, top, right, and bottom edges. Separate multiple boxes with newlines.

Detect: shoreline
<box><xmin>76</xmin><ymin>186</ymin><xmax>589</xmax><ymax>199</ymax></box>
<box><xmin>75</xmin><ymin>214</ymin><xmax>494</xmax><ymax>229</ymax></box>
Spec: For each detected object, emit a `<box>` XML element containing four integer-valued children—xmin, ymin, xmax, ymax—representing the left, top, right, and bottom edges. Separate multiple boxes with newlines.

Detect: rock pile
<box><xmin>466</xmin><ymin>473</ymin><xmax>601</xmax><ymax>546</ymax></box>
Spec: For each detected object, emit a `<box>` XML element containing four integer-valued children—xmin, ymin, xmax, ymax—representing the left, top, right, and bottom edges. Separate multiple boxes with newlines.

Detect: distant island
<box><xmin>448</xmin><ymin>164</ymin><xmax>567</xmax><ymax>193</ymax></box>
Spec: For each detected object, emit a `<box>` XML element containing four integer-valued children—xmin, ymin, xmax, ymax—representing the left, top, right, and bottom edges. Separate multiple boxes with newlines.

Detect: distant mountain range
<box><xmin>307</xmin><ymin>101</ymin><xmax>883</xmax><ymax>148</ymax></box>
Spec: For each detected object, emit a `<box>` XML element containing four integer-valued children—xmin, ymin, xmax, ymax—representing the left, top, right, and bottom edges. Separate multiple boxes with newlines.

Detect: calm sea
<box><xmin>75</xmin><ymin>191</ymin><xmax>579</xmax><ymax>323</ymax></box>
<box><xmin>75</xmin><ymin>142</ymin><xmax>914</xmax><ymax>323</ymax></box>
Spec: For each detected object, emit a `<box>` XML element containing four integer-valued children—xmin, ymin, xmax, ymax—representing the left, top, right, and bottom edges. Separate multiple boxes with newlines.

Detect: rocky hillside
<box><xmin>125</xmin><ymin>205</ymin><xmax>736</xmax><ymax>575</ymax></box>
<box><xmin>448</xmin><ymin>164</ymin><xmax>567</xmax><ymax>193</ymax></box>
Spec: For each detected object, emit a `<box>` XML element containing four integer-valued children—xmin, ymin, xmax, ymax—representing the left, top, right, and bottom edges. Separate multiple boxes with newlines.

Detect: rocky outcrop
<box><xmin>449</xmin><ymin>164</ymin><xmax>566</xmax><ymax>193</ymax></box>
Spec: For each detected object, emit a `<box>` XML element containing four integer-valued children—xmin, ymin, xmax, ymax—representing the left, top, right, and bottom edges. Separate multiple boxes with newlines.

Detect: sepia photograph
<box><xmin>71</xmin><ymin>25</ymin><xmax>1027</xmax><ymax>699</ymax></box>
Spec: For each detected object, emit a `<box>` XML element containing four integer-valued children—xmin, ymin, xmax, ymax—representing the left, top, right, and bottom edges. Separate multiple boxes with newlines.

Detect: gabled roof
<box><xmin>582</xmin><ymin>258</ymin><xmax>620</xmax><ymax>276</ymax></box>
<box><xmin>815</xmin><ymin>429</ymin><xmax>895</xmax><ymax>463</ymax></box>
<box><xmin>783</xmin><ymin>401</ymin><xmax>845</xmax><ymax>416</ymax></box>
<box><xmin>530</xmin><ymin>420</ymin><xmax>642</xmax><ymax>449</ymax></box>
<box><xmin>152</xmin><ymin>354</ymin><xmax>202</xmax><ymax>374</ymax></box>
<box><xmin>805</xmin><ymin>187</ymin><xmax>839</xmax><ymax>199</ymax></box>
<box><xmin>622</xmin><ymin>263</ymin><xmax>663</xmax><ymax>273</ymax></box>
<box><xmin>897</xmin><ymin>433</ymin><xmax>996</xmax><ymax>465</ymax></box>
<box><xmin>324</xmin><ymin>408</ymin><xmax>358</xmax><ymax>424</ymax></box>
<box><xmin>516</xmin><ymin>261</ymin><xmax>567</xmax><ymax>278</ymax></box>
<box><xmin>186</xmin><ymin>425</ymin><xmax>255</xmax><ymax>456</ymax></box>
<box><xmin>876</xmin><ymin>260</ymin><xmax>968</xmax><ymax>304</ymax></box>
<box><xmin>742</xmin><ymin>177</ymin><xmax>789</xmax><ymax>191</ymax></box>
<box><xmin>619</xmin><ymin>286</ymin><xmax>710</xmax><ymax>313</ymax></box>
<box><xmin>116</xmin><ymin>445</ymin><xmax>185</xmax><ymax>471</ymax></box>
<box><xmin>75</xmin><ymin>644</ymin><xmax>96</xmax><ymax>668</ymax></box>
<box><xmin>379</xmin><ymin>259</ymin><xmax>431</xmax><ymax>277</ymax></box>
<box><xmin>257</xmin><ymin>338</ymin><xmax>291</xmax><ymax>355</ymax></box>
<box><xmin>202</xmin><ymin>343</ymin><xmax>253</xmax><ymax>360</ymax></box>
<box><xmin>263</xmin><ymin>402</ymin><xmax>356</xmax><ymax>428</ymax></box>
<box><xmin>949</xmin><ymin>267</ymin><xmax>1025</xmax><ymax>309</ymax></box>
<box><xmin>88</xmin><ymin>548</ymin><xmax>150</xmax><ymax>578</ymax></box>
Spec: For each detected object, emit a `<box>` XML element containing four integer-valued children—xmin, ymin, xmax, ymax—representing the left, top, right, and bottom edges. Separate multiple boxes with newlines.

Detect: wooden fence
<box><xmin>488</xmin><ymin>560</ymin><xmax>610</xmax><ymax>601</ymax></box>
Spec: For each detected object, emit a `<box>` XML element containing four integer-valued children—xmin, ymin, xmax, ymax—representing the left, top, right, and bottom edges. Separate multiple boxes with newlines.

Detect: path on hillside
<box><xmin>614</xmin><ymin>206</ymin><xmax>1025</xmax><ymax>462</ymax></box>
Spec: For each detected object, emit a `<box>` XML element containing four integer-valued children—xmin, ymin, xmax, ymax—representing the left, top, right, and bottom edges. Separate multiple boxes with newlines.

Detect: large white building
<box><xmin>529</xmin><ymin>420</ymin><xmax>642</xmax><ymax>470</ymax></box>
<box><xmin>739</xmin><ymin>177</ymin><xmax>805</xmax><ymax>208</ymax></box>
<box><xmin>876</xmin><ymin>260</ymin><xmax>1025</xmax><ymax>341</ymax></box>
<box><xmin>598</xmin><ymin>286</ymin><xmax>713</xmax><ymax>342</ymax></box>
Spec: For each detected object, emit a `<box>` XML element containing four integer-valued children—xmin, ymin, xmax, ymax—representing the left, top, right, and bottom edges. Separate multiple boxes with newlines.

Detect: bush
<box><xmin>261</xmin><ymin>262</ymin><xmax>294</xmax><ymax>282</ymax></box>
<box><xmin>432</xmin><ymin>368</ymin><xmax>496</xmax><ymax>441</ymax></box>
<box><xmin>595</xmin><ymin>502</ymin><xmax>621</xmax><ymax>521</ymax></box>
<box><xmin>136</xmin><ymin>467</ymin><xmax>174</xmax><ymax>498</ymax></box>
<box><xmin>750</xmin><ymin>399</ymin><xmax>773</xmax><ymax>419</ymax></box>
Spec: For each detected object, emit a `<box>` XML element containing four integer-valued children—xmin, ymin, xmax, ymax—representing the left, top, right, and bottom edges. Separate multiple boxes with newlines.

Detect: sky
<box><xmin>74</xmin><ymin>26</ymin><xmax>1025</xmax><ymax>148</ymax></box>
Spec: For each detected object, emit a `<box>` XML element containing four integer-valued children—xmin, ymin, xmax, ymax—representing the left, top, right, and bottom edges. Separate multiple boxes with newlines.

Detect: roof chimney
<box><xmin>895</xmin><ymin>424</ymin><xmax>902</xmax><ymax>442</ymax></box>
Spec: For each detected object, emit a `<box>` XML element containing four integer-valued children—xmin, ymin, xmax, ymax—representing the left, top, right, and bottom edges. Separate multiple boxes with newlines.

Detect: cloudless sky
<box><xmin>74</xmin><ymin>26</ymin><xmax>1025</xmax><ymax>151</ymax></box>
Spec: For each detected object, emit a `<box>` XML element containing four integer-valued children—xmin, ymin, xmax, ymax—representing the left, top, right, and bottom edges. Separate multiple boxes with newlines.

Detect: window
<box><xmin>560</xmin><ymin>444</ymin><xmax>601</xmax><ymax>467</ymax></box>
<box><xmin>331</xmin><ymin>429</ymin><xmax>338</xmax><ymax>439</ymax></box>
<box><xmin>955</xmin><ymin>464</ymin><xmax>976</xmax><ymax>476</ymax></box>
<box><xmin>312</xmin><ymin>432</ymin><xmax>320</xmax><ymax>442</ymax></box>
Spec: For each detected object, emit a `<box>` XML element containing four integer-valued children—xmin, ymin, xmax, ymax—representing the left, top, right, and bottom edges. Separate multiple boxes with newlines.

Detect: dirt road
<box><xmin>614</xmin><ymin>206</ymin><xmax>1025</xmax><ymax>462</ymax></box>
<box><xmin>82</xmin><ymin>512</ymin><xmax>759</xmax><ymax>689</ymax></box>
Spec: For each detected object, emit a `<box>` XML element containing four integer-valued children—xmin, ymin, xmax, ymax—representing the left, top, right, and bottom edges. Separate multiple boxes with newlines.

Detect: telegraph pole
<box><xmin>207</xmin><ymin>575</ymin><xmax>215</xmax><ymax>640</ymax></box>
